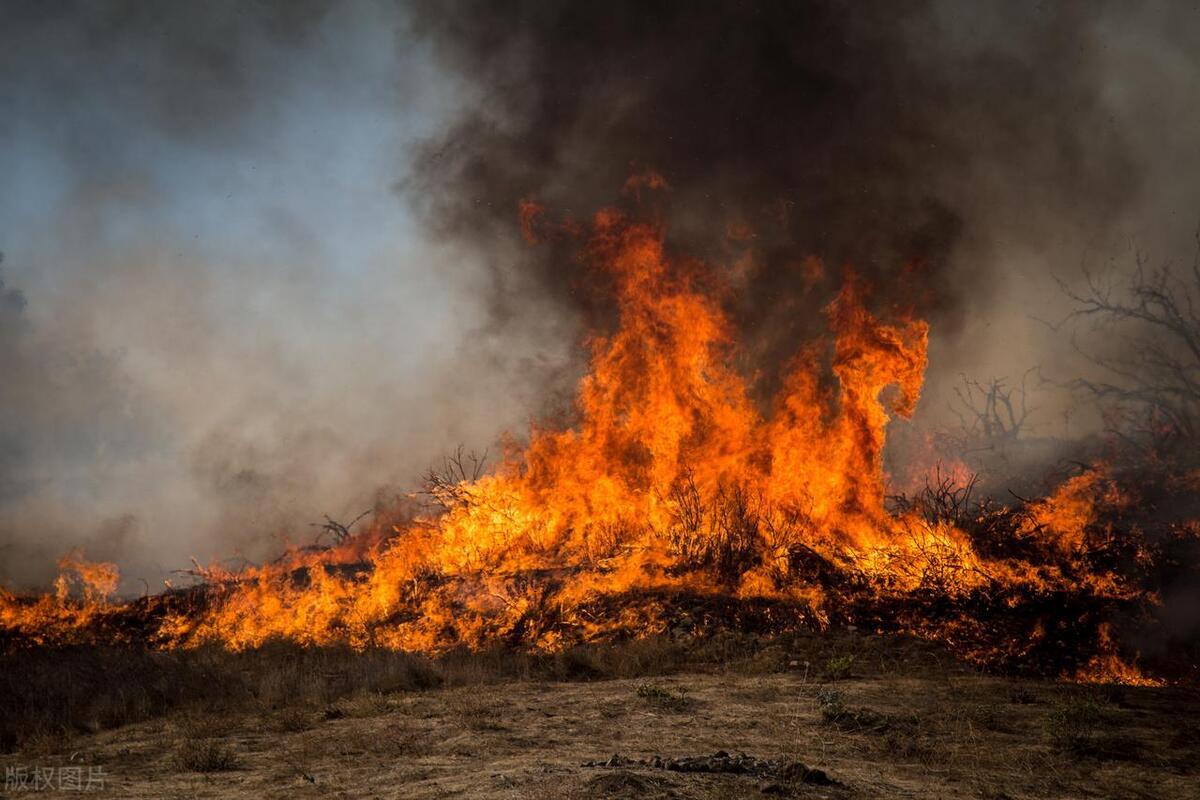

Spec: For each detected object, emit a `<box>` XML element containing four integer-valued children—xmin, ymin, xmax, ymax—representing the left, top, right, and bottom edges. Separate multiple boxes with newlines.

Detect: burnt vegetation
<box><xmin>8</xmin><ymin>452</ymin><xmax>1191</xmax><ymax>683</ymax></box>
<box><xmin>421</xmin><ymin>446</ymin><xmax>489</xmax><ymax>512</ymax></box>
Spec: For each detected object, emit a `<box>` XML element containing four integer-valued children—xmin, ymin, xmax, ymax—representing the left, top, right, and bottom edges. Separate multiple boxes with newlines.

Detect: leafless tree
<box><xmin>171</xmin><ymin>557</ymin><xmax>219</xmax><ymax>584</ymax></box>
<box><xmin>1056</xmin><ymin>234</ymin><xmax>1200</xmax><ymax>447</ymax></box>
<box><xmin>950</xmin><ymin>371</ymin><xmax>1036</xmax><ymax>448</ymax></box>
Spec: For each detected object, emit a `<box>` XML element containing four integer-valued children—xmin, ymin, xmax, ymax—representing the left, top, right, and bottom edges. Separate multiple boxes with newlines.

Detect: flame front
<box><xmin>0</xmin><ymin>207</ymin><xmax>1178</xmax><ymax>684</ymax></box>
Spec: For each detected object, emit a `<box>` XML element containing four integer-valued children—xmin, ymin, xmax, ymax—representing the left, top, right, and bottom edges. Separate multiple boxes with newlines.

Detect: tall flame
<box><xmin>0</xmin><ymin>202</ymin><xmax>1175</xmax><ymax>684</ymax></box>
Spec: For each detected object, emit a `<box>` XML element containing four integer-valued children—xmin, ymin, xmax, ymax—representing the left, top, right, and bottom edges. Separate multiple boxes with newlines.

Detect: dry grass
<box><xmin>0</xmin><ymin>631</ymin><xmax>873</xmax><ymax>752</ymax></box>
<box><xmin>173</xmin><ymin>738</ymin><xmax>240</xmax><ymax>773</ymax></box>
<box><xmin>169</xmin><ymin>712</ymin><xmax>242</xmax><ymax>772</ymax></box>
<box><xmin>266</xmin><ymin>706</ymin><xmax>317</xmax><ymax>733</ymax></box>
<box><xmin>0</xmin><ymin>633</ymin><xmax>1196</xmax><ymax>798</ymax></box>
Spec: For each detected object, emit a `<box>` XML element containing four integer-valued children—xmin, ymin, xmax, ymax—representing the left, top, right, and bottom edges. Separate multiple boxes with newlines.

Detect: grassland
<box><xmin>1</xmin><ymin>632</ymin><xmax>1196</xmax><ymax>798</ymax></box>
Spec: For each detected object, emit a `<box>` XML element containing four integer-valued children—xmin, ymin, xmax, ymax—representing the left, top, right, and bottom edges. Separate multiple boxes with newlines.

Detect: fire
<box><xmin>424</xmin><ymin>213</ymin><xmax>930</xmax><ymax>591</ymax></box>
<box><xmin>0</xmin><ymin>193</ymin><xmax>1186</xmax><ymax>685</ymax></box>
<box><xmin>0</xmin><ymin>551</ymin><xmax>118</xmax><ymax>647</ymax></box>
<box><xmin>53</xmin><ymin>549</ymin><xmax>119</xmax><ymax>604</ymax></box>
<box><xmin>1024</xmin><ymin>468</ymin><xmax>1128</xmax><ymax>553</ymax></box>
<box><xmin>1072</xmin><ymin>623</ymin><xmax>1163</xmax><ymax>687</ymax></box>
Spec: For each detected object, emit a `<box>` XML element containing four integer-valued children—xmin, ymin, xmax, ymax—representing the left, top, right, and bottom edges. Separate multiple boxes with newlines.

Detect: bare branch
<box><xmin>310</xmin><ymin>510</ymin><xmax>371</xmax><ymax>545</ymax></box>
<box><xmin>1053</xmin><ymin>234</ymin><xmax>1200</xmax><ymax>446</ymax></box>
<box><xmin>948</xmin><ymin>372</ymin><xmax>1035</xmax><ymax>446</ymax></box>
<box><xmin>421</xmin><ymin>445</ymin><xmax>490</xmax><ymax>511</ymax></box>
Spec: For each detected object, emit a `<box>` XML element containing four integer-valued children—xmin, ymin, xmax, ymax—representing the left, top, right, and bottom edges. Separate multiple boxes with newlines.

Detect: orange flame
<box><xmin>0</xmin><ymin>200</ymin><xmax>1174</xmax><ymax>685</ymax></box>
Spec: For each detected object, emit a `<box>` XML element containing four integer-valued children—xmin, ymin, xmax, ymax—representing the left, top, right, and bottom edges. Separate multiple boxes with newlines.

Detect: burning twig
<box><xmin>310</xmin><ymin>510</ymin><xmax>371</xmax><ymax>546</ymax></box>
<box><xmin>421</xmin><ymin>446</ymin><xmax>489</xmax><ymax>511</ymax></box>
<box><xmin>171</xmin><ymin>557</ymin><xmax>218</xmax><ymax>584</ymax></box>
<box><xmin>889</xmin><ymin>464</ymin><xmax>980</xmax><ymax>527</ymax></box>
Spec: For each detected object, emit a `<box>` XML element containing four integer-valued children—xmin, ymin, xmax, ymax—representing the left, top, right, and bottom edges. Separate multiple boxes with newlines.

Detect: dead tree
<box><xmin>1056</xmin><ymin>234</ymin><xmax>1200</xmax><ymax>448</ymax></box>
<box><xmin>950</xmin><ymin>371</ymin><xmax>1035</xmax><ymax>449</ymax></box>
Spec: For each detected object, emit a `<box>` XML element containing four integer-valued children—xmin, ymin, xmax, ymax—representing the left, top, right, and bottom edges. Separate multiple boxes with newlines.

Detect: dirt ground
<box><xmin>3</xmin><ymin>664</ymin><xmax>1197</xmax><ymax>799</ymax></box>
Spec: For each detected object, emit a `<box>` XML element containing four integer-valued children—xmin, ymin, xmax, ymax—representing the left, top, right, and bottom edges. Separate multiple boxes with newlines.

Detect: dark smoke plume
<box><xmin>406</xmin><ymin>0</ymin><xmax>1137</xmax><ymax>376</ymax></box>
<box><xmin>407</xmin><ymin>1</ymin><xmax>1200</xmax><ymax>664</ymax></box>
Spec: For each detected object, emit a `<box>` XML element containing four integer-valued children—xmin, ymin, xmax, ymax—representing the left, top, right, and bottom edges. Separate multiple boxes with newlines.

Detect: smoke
<box><xmin>404</xmin><ymin>1</ymin><xmax>1200</xmax><ymax>663</ymax></box>
<box><xmin>4</xmin><ymin>2</ymin><xmax>1200</xmax><ymax>592</ymax></box>
<box><xmin>0</xmin><ymin>1</ymin><xmax>574</xmax><ymax>590</ymax></box>
<box><xmin>406</xmin><ymin>0</ymin><xmax>1200</xmax><ymax>432</ymax></box>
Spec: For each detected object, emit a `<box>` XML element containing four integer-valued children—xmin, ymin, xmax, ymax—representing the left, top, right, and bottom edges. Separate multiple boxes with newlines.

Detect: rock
<box><xmin>582</xmin><ymin>751</ymin><xmax>837</xmax><ymax>787</ymax></box>
<box><xmin>778</xmin><ymin>761</ymin><xmax>834</xmax><ymax>786</ymax></box>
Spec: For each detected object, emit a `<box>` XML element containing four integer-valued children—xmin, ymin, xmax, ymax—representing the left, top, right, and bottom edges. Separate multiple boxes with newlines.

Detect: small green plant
<box><xmin>636</xmin><ymin>683</ymin><xmax>691</xmax><ymax>711</ymax></box>
<box><xmin>815</xmin><ymin>688</ymin><xmax>903</xmax><ymax>732</ymax></box>
<box><xmin>816</xmin><ymin>688</ymin><xmax>847</xmax><ymax>723</ymax></box>
<box><xmin>821</xmin><ymin>654</ymin><xmax>856</xmax><ymax>681</ymax></box>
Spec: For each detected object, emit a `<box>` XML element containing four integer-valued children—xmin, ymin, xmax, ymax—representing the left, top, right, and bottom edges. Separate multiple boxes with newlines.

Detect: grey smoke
<box><xmin>0</xmin><ymin>1</ymin><xmax>574</xmax><ymax>590</ymax></box>
<box><xmin>2</xmin><ymin>1</ymin><xmax>1200</xmax><ymax>591</ymax></box>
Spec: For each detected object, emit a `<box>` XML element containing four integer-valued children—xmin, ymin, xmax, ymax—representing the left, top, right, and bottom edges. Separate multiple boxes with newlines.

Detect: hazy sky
<box><xmin>0</xmin><ymin>3</ymin><xmax>575</xmax><ymax>586</ymax></box>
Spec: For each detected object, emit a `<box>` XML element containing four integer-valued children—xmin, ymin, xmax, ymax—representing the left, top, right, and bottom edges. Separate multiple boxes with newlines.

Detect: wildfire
<box><xmin>0</xmin><ymin>193</ymin><xmax>1189</xmax><ymax>685</ymax></box>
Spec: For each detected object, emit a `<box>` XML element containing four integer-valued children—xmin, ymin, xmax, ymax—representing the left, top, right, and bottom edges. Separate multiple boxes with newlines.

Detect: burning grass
<box><xmin>2</xmin><ymin>201</ymin><xmax>1198</xmax><ymax>689</ymax></box>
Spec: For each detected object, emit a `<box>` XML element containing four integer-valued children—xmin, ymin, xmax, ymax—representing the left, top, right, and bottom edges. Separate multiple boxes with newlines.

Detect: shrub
<box><xmin>173</xmin><ymin>739</ymin><xmax>239</xmax><ymax>772</ymax></box>
<box><xmin>821</xmin><ymin>654</ymin><xmax>856</xmax><ymax>681</ymax></box>
<box><xmin>635</xmin><ymin>683</ymin><xmax>691</xmax><ymax>711</ymax></box>
<box><xmin>816</xmin><ymin>688</ymin><xmax>847</xmax><ymax>723</ymax></box>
